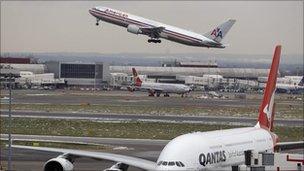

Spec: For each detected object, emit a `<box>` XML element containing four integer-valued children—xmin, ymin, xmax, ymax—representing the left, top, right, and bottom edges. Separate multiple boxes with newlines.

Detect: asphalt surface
<box><xmin>1</xmin><ymin>148</ymin><xmax>151</xmax><ymax>171</ymax></box>
<box><xmin>1</xmin><ymin>89</ymin><xmax>301</xmax><ymax>108</ymax></box>
<box><xmin>1</xmin><ymin>110</ymin><xmax>303</xmax><ymax>127</ymax></box>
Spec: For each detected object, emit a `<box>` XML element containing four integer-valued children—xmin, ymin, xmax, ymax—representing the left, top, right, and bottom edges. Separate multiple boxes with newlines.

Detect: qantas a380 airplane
<box><xmin>88</xmin><ymin>6</ymin><xmax>236</xmax><ymax>48</ymax></box>
<box><xmin>131</xmin><ymin>68</ymin><xmax>191</xmax><ymax>97</ymax></box>
<box><xmin>13</xmin><ymin>45</ymin><xmax>302</xmax><ymax>171</ymax></box>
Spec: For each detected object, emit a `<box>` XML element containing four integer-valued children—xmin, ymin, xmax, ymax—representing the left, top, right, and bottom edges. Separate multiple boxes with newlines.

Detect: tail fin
<box><xmin>257</xmin><ymin>45</ymin><xmax>281</xmax><ymax>131</ymax></box>
<box><xmin>298</xmin><ymin>77</ymin><xmax>304</xmax><ymax>86</ymax></box>
<box><xmin>132</xmin><ymin>68</ymin><xmax>142</xmax><ymax>86</ymax></box>
<box><xmin>204</xmin><ymin>19</ymin><xmax>236</xmax><ymax>43</ymax></box>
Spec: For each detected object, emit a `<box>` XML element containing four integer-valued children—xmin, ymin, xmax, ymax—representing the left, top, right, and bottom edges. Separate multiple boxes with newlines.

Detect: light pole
<box><xmin>8</xmin><ymin>71</ymin><xmax>12</xmax><ymax>171</ymax></box>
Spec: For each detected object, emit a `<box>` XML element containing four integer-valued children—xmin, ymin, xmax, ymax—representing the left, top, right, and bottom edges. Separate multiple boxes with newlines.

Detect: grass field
<box><xmin>1</xmin><ymin>118</ymin><xmax>303</xmax><ymax>141</ymax></box>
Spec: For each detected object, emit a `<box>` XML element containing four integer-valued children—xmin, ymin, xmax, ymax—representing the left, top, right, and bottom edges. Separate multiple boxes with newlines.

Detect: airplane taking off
<box><xmin>276</xmin><ymin>76</ymin><xmax>304</xmax><ymax>93</ymax></box>
<box><xmin>130</xmin><ymin>68</ymin><xmax>191</xmax><ymax>97</ymax></box>
<box><xmin>13</xmin><ymin>45</ymin><xmax>301</xmax><ymax>171</ymax></box>
<box><xmin>89</xmin><ymin>6</ymin><xmax>236</xmax><ymax>48</ymax></box>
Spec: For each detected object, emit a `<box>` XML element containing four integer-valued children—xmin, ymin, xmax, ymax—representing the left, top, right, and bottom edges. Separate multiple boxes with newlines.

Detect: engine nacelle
<box><xmin>103</xmin><ymin>162</ymin><xmax>128</xmax><ymax>171</ymax></box>
<box><xmin>44</xmin><ymin>157</ymin><xmax>74</xmax><ymax>171</ymax></box>
<box><xmin>127</xmin><ymin>24</ymin><xmax>142</xmax><ymax>34</ymax></box>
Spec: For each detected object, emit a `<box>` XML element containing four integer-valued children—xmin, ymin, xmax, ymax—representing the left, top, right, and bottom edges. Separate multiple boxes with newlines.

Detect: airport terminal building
<box><xmin>0</xmin><ymin>56</ymin><xmax>271</xmax><ymax>90</ymax></box>
<box><xmin>45</xmin><ymin>61</ymin><xmax>110</xmax><ymax>88</ymax></box>
<box><xmin>109</xmin><ymin>66</ymin><xmax>269</xmax><ymax>80</ymax></box>
<box><xmin>0</xmin><ymin>58</ymin><xmax>110</xmax><ymax>89</ymax></box>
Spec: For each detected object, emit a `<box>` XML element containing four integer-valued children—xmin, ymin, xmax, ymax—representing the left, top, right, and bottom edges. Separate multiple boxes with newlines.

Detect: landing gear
<box><xmin>181</xmin><ymin>93</ymin><xmax>188</xmax><ymax>98</ymax></box>
<box><xmin>149</xmin><ymin>92</ymin><xmax>155</xmax><ymax>97</ymax></box>
<box><xmin>156</xmin><ymin>92</ymin><xmax>161</xmax><ymax>97</ymax></box>
<box><xmin>164</xmin><ymin>93</ymin><xmax>170</xmax><ymax>97</ymax></box>
<box><xmin>148</xmin><ymin>39</ymin><xmax>161</xmax><ymax>43</ymax></box>
<box><xmin>96</xmin><ymin>19</ymin><xmax>100</xmax><ymax>26</ymax></box>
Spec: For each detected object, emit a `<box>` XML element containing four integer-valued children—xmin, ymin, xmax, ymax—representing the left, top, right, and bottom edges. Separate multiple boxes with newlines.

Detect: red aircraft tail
<box><xmin>257</xmin><ymin>45</ymin><xmax>281</xmax><ymax>131</ymax></box>
<box><xmin>132</xmin><ymin>68</ymin><xmax>142</xmax><ymax>86</ymax></box>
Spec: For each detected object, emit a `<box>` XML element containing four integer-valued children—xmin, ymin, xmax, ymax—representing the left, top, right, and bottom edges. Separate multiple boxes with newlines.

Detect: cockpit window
<box><xmin>162</xmin><ymin>161</ymin><xmax>168</xmax><ymax>166</ymax></box>
<box><xmin>176</xmin><ymin>162</ymin><xmax>181</xmax><ymax>167</ymax></box>
<box><xmin>157</xmin><ymin>161</ymin><xmax>162</xmax><ymax>166</ymax></box>
<box><xmin>168</xmin><ymin>162</ymin><xmax>175</xmax><ymax>166</ymax></box>
<box><xmin>179</xmin><ymin>161</ymin><xmax>185</xmax><ymax>167</ymax></box>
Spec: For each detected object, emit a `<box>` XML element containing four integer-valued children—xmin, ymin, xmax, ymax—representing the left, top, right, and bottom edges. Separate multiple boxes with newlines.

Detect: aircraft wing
<box><xmin>140</xmin><ymin>26</ymin><xmax>165</xmax><ymax>37</ymax></box>
<box><xmin>12</xmin><ymin>145</ymin><xmax>156</xmax><ymax>170</ymax></box>
<box><xmin>275</xmin><ymin>141</ymin><xmax>304</xmax><ymax>151</ymax></box>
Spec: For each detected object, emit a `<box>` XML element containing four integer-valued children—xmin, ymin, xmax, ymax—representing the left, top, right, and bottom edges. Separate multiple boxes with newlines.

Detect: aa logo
<box><xmin>211</xmin><ymin>28</ymin><xmax>222</xmax><ymax>38</ymax></box>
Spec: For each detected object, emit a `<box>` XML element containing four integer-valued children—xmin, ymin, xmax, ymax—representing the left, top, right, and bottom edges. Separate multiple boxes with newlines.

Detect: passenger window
<box><xmin>176</xmin><ymin>162</ymin><xmax>181</xmax><ymax>167</ymax></box>
<box><xmin>168</xmin><ymin>162</ymin><xmax>175</xmax><ymax>166</ymax></box>
<box><xmin>162</xmin><ymin>161</ymin><xmax>168</xmax><ymax>166</ymax></box>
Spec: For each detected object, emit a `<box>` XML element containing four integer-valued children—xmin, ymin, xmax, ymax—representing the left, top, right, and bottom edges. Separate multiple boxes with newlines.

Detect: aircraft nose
<box><xmin>88</xmin><ymin>9</ymin><xmax>94</xmax><ymax>15</ymax></box>
<box><xmin>88</xmin><ymin>8</ymin><xmax>97</xmax><ymax>17</ymax></box>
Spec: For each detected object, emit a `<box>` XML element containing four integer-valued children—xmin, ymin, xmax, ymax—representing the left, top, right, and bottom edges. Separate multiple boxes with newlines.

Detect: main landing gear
<box><xmin>148</xmin><ymin>39</ymin><xmax>161</xmax><ymax>43</ymax></box>
<box><xmin>96</xmin><ymin>19</ymin><xmax>100</xmax><ymax>26</ymax></box>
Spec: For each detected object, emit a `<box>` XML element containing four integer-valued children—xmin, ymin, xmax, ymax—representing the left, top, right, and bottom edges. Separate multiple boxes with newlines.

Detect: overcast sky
<box><xmin>1</xmin><ymin>1</ymin><xmax>303</xmax><ymax>55</ymax></box>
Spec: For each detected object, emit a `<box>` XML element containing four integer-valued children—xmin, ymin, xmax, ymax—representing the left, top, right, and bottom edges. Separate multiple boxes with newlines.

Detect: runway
<box><xmin>1</xmin><ymin>89</ymin><xmax>301</xmax><ymax>108</ymax></box>
<box><xmin>1</xmin><ymin>110</ymin><xmax>303</xmax><ymax>127</ymax></box>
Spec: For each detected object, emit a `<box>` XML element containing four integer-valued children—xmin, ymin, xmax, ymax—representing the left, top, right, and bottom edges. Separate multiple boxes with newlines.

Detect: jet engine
<box><xmin>127</xmin><ymin>25</ymin><xmax>142</xmax><ymax>34</ymax></box>
<box><xmin>104</xmin><ymin>162</ymin><xmax>129</xmax><ymax>171</ymax></box>
<box><xmin>44</xmin><ymin>157</ymin><xmax>74</xmax><ymax>171</ymax></box>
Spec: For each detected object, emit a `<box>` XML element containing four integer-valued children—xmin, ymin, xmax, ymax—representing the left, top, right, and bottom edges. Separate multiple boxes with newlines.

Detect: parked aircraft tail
<box><xmin>204</xmin><ymin>19</ymin><xmax>236</xmax><ymax>43</ymax></box>
<box><xmin>257</xmin><ymin>45</ymin><xmax>281</xmax><ymax>131</ymax></box>
<box><xmin>132</xmin><ymin>68</ymin><xmax>142</xmax><ymax>86</ymax></box>
<box><xmin>298</xmin><ymin>77</ymin><xmax>304</xmax><ymax>86</ymax></box>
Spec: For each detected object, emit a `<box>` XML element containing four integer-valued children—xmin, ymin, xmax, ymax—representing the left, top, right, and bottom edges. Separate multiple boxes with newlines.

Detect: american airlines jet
<box><xmin>13</xmin><ymin>46</ymin><xmax>301</xmax><ymax>171</ymax></box>
<box><xmin>131</xmin><ymin>68</ymin><xmax>191</xmax><ymax>97</ymax></box>
<box><xmin>88</xmin><ymin>6</ymin><xmax>236</xmax><ymax>48</ymax></box>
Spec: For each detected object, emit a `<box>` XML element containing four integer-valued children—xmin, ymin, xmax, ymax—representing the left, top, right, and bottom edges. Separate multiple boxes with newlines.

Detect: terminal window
<box><xmin>60</xmin><ymin>64</ymin><xmax>95</xmax><ymax>79</ymax></box>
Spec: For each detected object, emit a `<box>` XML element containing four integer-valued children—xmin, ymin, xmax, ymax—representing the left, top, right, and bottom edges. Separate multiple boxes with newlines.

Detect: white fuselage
<box><xmin>89</xmin><ymin>7</ymin><xmax>223</xmax><ymax>48</ymax></box>
<box><xmin>139</xmin><ymin>82</ymin><xmax>191</xmax><ymax>94</ymax></box>
<box><xmin>156</xmin><ymin>127</ymin><xmax>274</xmax><ymax>170</ymax></box>
<box><xmin>276</xmin><ymin>83</ymin><xmax>304</xmax><ymax>91</ymax></box>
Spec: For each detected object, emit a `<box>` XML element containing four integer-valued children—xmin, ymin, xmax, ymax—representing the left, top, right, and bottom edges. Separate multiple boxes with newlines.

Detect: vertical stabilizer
<box><xmin>132</xmin><ymin>68</ymin><xmax>142</xmax><ymax>86</ymax></box>
<box><xmin>203</xmin><ymin>19</ymin><xmax>236</xmax><ymax>43</ymax></box>
<box><xmin>257</xmin><ymin>45</ymin><xmax>281</xmax><ymax>131</ymax></box>
<box><xmin>298</xmin><ymin>77</ymin><xmax>304</xmax><ymax>86</ymax></box>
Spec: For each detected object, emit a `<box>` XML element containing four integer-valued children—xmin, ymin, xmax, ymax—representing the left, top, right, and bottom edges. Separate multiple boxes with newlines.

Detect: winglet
<box><xmin>257</xmin><ymin>45</ymin><xmax>281</xmax><ymax>131</ymax></box>
<box><xmin>132</xmin><ymin>68</ymin><xmax>142</xmax><ymax>86</ymax></box>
